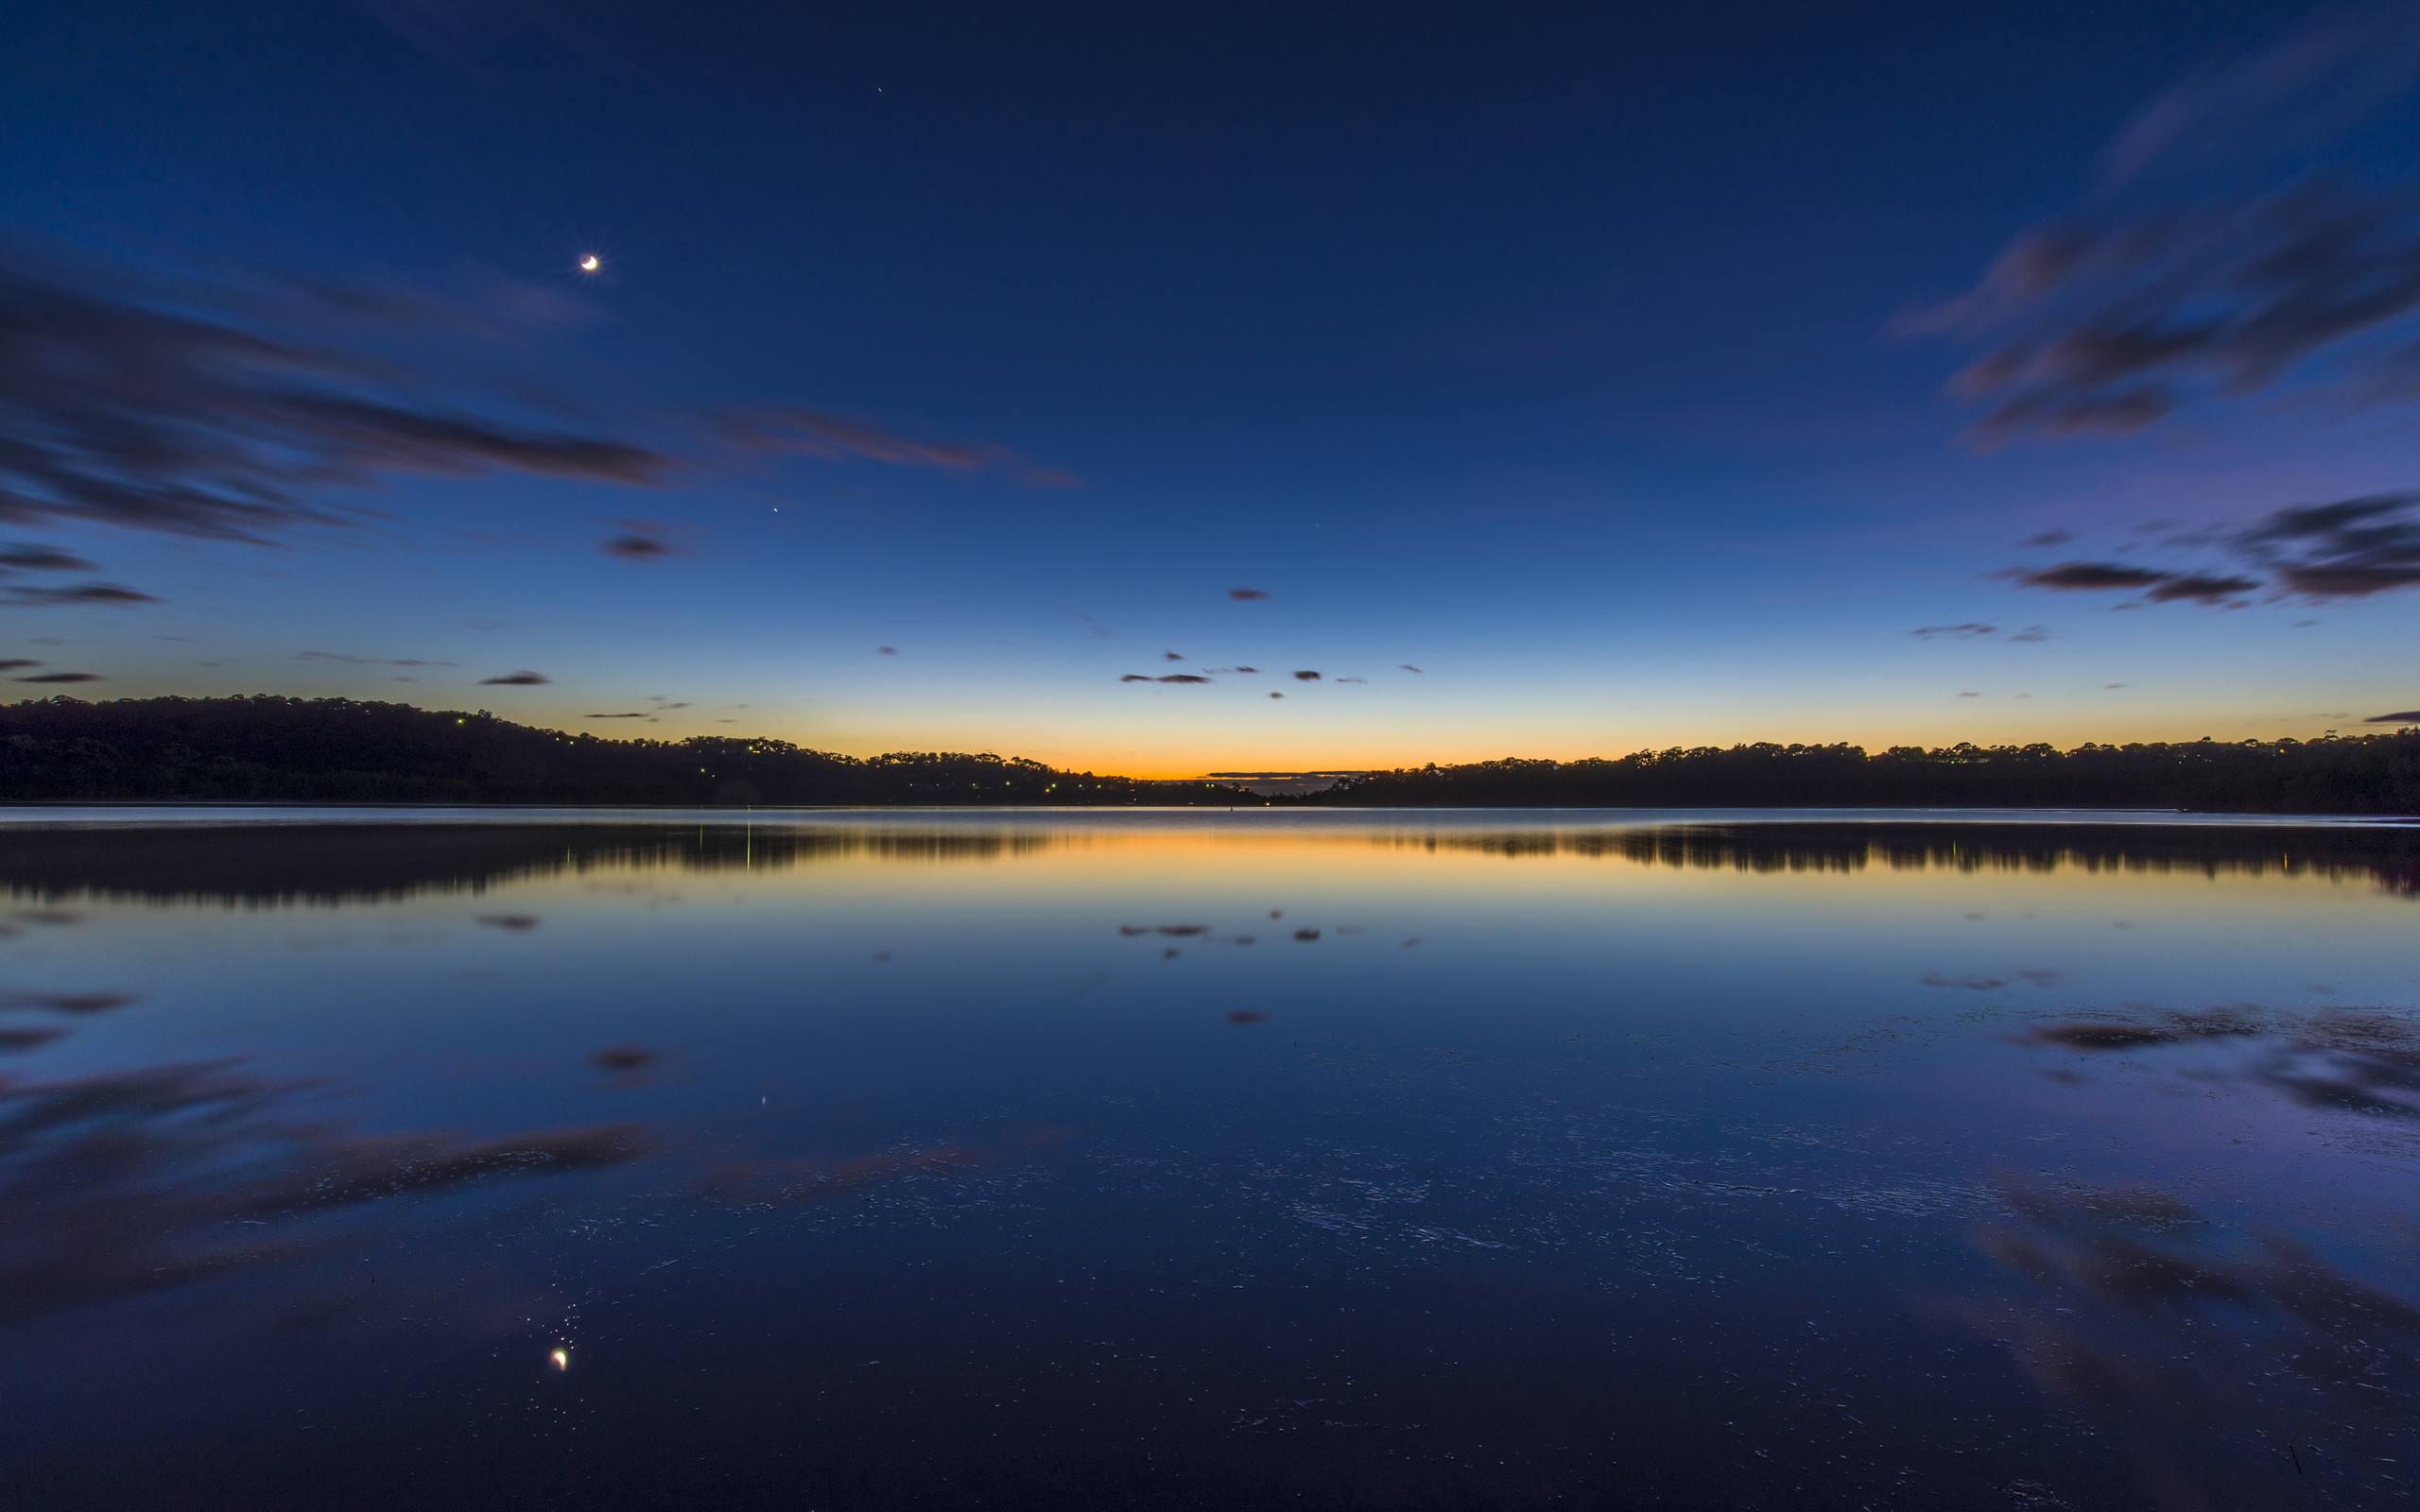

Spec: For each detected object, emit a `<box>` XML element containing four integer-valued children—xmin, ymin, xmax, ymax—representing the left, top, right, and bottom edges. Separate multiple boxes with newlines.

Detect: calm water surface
<box><xmin>3</xmin><ymin>809</ymin><xmax>2417</xmax><ymax>1509</ymax></box>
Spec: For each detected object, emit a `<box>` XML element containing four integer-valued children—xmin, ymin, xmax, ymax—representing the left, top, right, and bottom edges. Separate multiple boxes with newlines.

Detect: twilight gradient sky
<box><xmin>5</xmin><ymin>0</ymin><xmax>2419</xmax><ymax>775</ymax></box>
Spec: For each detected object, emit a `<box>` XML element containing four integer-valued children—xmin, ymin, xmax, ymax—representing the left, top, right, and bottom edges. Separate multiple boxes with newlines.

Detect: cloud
<box><xmin>2012</xmin><ymin>562</ymin><xmax>2174</xmax><ymax>592</ymax></box>
<box><xmin>1901</xmin><ymin>15</ymin><xmax>2420</xmax><ymax>443</ymax></box>
<box><xmin>0</xmin><ymin>989</ymin><xmax>137</xmax><ymax>1013</ymax></box>
<box><xmin>1201</xmin><ymin>665</ymin><xmax>1258</xmax><ymax>674</ymax></box>
<box><xmin>1336</xmin><ymin>675</ymin><xmax>1367</xmax><ymax>683</ymax></box>
<box><xmin>1227</xmin><ymin>587</ymin><xmax>1270</xmax><ymax>600</ymax></box>
<box><xmin>1914</xmin><ymin>623</ymin><xmax>1998</xmax><ymax>639</ymax></box>
<box><xmin>587</xmin><ymin>712</ymin><xmax>649</xmax><ymax>718</ymax></box>
<box><xmin>1958</xmin><ymin>691</ymin><xmax>1981</xmax><ymax>698</ymax></box>
<box><xmin>479</xmin><ymin>670</ymin><xmax>548</xmax><ymax>685</ymax></box>
<box><xmin>602</xmin><ymin>528</ymin><xmax>677</xmax><ymax>560</ymax></box>
<box><xmin>2019</xmin><ymin>530</ymin><xmax>2076</xmax><ymax>548</ymax></box>
<box><xmin>714</xmin><ymin>406</ymin><xmax>1073</xmax><ymax>488</ymax></box>
<box><xmin>2008</xmin><ymin>625</ymin><xmax>2051</xmax><ymax>643</ymax></box>
<box><xmin>876</xmin><ymin>645</ymin><xmax>897</xmax><ymax>656</ymax></box>
<box><xmin>1399</xmin><ymin>663</ymin><xmax>1424</xmax><ymax>673</ymax></box>
<box><xmin>2</xmin><ymin>582</ymin><xmax>159</xmax><ymax>607</ymax></box>
<box><xmin>2008</xmin><ymin>559</ymin><xmax>2265</xmax><ymax>605</ymax></box>
<box><xmin>1163</xmin><ymin>650</ymin><xmax>1184</xmax><ymax>662</ymax></box>
<box><xmin>590</xmin><ymin>1044</ymin><xmax>658</xmax><ymax>1074</ymax></box>
<box><xmin>0</xmin><ymin>544</ymin><xmax>95</xmax><ymax>572</ymax></box>
<box><xmin>1120</xmin><ymin>673</ymin><xmax>1210</xmax><ymax>684</ymax></box>
<box><xmin>0</xmin><ymin>659</ymin><xmax>36</xmax><ymax>670</ymax></box>
<box><xmin>1292</xmin><ymin>669</ymin><xmax>1322</xmax><ymax>681</ymax></box>
<box><xmin>2097</xmin><ymin>13</ymin><xmax>2420</xmax><ymax>189</ymax></box>
<box><xmin>1269</xmin><ymin>691</ymin><xmax>1284</xmax><ymax>699</ymax></box>
<box><xmin>2368</xmin><ymin>710</ymin><xmax>2420</xmax><ymax>724</ymax></box>
<box><xmin>0</xmin><ymin>245</ymin><xmax>674</xmax><ymax>545</ymax></box>
<box><xmin>2237</xmin><ymin>492</ymin><xmax>2420</xmax><ymax>598</ymax></box>
<box><xmin>295</xmin><ymin>651</ymin><xmax>458</xmax><ymax>667</ymax></box>
<box><xmin>2144</xmin><ymin>571</ymin><xmax>2264</xmax><ymax>604</ymax></box>
<box><xmin>1994</xmin><ymin>493</ymin><xmax>2420</xmax><ymax>608</ymax></box>
<box><xmin>14</xmin><ymin>672</ymin><xmax>100</xmax><ymax>683</ymax></box>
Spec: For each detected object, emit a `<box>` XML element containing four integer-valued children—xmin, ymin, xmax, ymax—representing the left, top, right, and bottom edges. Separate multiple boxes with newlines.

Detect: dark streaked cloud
<box><xmin>478</xmin><ymin>670</ymin><xmax>548</xmax><ymax>685</ymax></box>
<box><xmin>0</xmin><ymin>244</ymin><xmax>672</xmax><ymax>544</ymax></box>
<box><xmin>1226</xmin><ymin>587</ymin><xmax>1270</xmax><ymax>600</ymax></box>
<box><xmin>1902</xmin><ymin>16</ymin><xmax>2420</xmax><ymax>444</ymax></box>
<box><xmin>2012</xmin><ymin>562</ymin><xmax>2173</xmax><ymax>592</ymax></box>
<box><xmin>2144</xmin><ymin>572</ymin><xmax>2262</xmax><ymax>604</ymax></box>
<box><xmin>1913</xmin><ymin>622</ymin><xmax>1997</xmax><ymax>639</ymax></box>
<box><xmin>2238</xmin><ymin>492</ymin><xmax>2420</xmax><ymax>598</ymax></box>
<box><xmin>14</xmin><ymin>672</ymin><xmax>101</xmax><ymax>683</ymax></box>
<box><xmin>2008</xmin><ymin>625</ymin><xmax>2051</xmax><ymax>643</ymax></box>
<box><xmin>1998</xmin><ymin>494</ymin><xmax>2420</xmax><ymax>609</ymax></box>
<box><xmin>4</xmin><ymin>582</ymin><xmax>158</xmax><ymax>607</ymax></box>
<box><xmin>1291</xmin><ymin>669</ymin><xmax>1322</xmax><ymax>681</ymax></box>
<box><xmin>2018</xmin><ymin>530</ymin><xmax>2076</xmax><ymax>548</ymax></box>
<box><xmin>0</xmin><ymin>544</ymin><xmax>95</xmax><ymax>572</ymax></box>
<box><xmin>602</xmin><ymin>528</ymin><xmax>677</xmax><ymax>560</ymax></box>
<box><xmin>586</xmin><ymin>712</ymin><xmax>649</xmax><ymax>719</ymax></box>
<box><xmin>0</xmin><ymin>659</ymin><xmax>37</xmax><ymax>670</ymax></box>
<box><xmin>1399</xmin><ymin>663</ymin><xmax>1424</xmax><ymax>673</ymax></box>
<box><xmin>2368</xmin><ymin>710</ymin><xmax>2420</xmax><ymax>724</ymax></box>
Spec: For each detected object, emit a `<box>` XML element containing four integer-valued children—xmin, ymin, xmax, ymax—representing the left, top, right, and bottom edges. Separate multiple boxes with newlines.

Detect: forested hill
<box><xmin>0</xmin><ymin>696</ymin><xmax>1255</xmax><ymax>805</ymax></box>
<box><xmin>1309</xmin><ymin>736</ymin><xmax>2420</xmax><ymax>816</ymax></box>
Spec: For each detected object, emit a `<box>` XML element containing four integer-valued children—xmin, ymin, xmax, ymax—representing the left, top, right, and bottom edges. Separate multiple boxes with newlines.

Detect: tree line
<box><xmin>1302</xmin><ymin>737</ymin><xmax>2420</xmax><ymax>815</ymax></box>
<box><xmin>0</xmin><ymin>696</ymin><xmax>1255</xmax><ymax>805</ymax></box>
<box><xmin>2</xmin><ymin>696</ymin><xmax>2413</xmax><ymax>814</ymax></box>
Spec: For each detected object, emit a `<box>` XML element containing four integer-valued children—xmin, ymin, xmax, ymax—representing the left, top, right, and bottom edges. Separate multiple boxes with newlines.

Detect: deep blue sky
<box><xmin>5</xmin><ymin>0</ymin><xmax>2417</xmax><ymax>772</ymax></box>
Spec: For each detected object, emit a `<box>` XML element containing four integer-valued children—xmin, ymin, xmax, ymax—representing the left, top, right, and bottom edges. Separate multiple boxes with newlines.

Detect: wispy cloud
<box><xmin>601</xmin><ymin>520</ymin><xmax>682</xmax><ymax>560</ymax></box>
<box><xmin>716</xmin><ymin>407</ymin><xmax>1075</xmax><ymax>488</ymax></box>
<box><xmin>0</xmin><ymin>243</ymin><xmax>671</xmax><ymax>545</ymax></box>
<box><xmin>0</xmin><ymin>544</ymin><xmax>95</xmax><ymax>572</ymax></box>
<box><xmin>1899</xmin><ymin>13</ymin><xmax>2420</xmax><ymax>444</ymax></box>
<box><xmin>2</xmin><ymin>583</ymin><xmax>158</xmax><ymax>608</ymax></box>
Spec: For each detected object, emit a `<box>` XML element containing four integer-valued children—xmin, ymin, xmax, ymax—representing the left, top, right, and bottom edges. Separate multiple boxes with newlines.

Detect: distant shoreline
<box><xmin>3</xmin><ymin>696</ymin><xmax>2414</xmax><ymax>816</ymax></box>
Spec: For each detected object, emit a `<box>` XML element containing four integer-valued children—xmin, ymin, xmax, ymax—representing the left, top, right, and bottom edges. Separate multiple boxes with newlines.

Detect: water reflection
<box><xmin>0</xmin><ymin>1057</ymin><xmax>643</xmax><ymax>1328</ymax></box>
<box><xmin>2025</xmin><ymin>1005</ymin><xmax>2420</xmax><ymax>1122</ymax></box>
<box><xmin>1956</xmin><ymin>1177</ymin><xmax>2420</xmax><ymax>1507</ymax></box>
<box><xmin>0</xmin><ymin>814</ymin><xmax>2413</xmax><ymax>1508</ymax></box>
<box><xmin>0</xmin><ymin>815</ymin><xmax>2413</xmax><ymax>904</ymax></box>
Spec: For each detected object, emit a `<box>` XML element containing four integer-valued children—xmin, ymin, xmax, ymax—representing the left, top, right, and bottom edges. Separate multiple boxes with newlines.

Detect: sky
<box><xmin>4</xmin><ymin>0</ymin><xmax>2419</xmax><ymax>777</ymax></box>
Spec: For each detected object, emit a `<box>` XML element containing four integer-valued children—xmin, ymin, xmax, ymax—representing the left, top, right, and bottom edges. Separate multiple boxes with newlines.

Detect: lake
<box><xmin>2</xmin><ymin>808</ymin><xmax>2416</xmax><ymax>1509</ymax></box>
